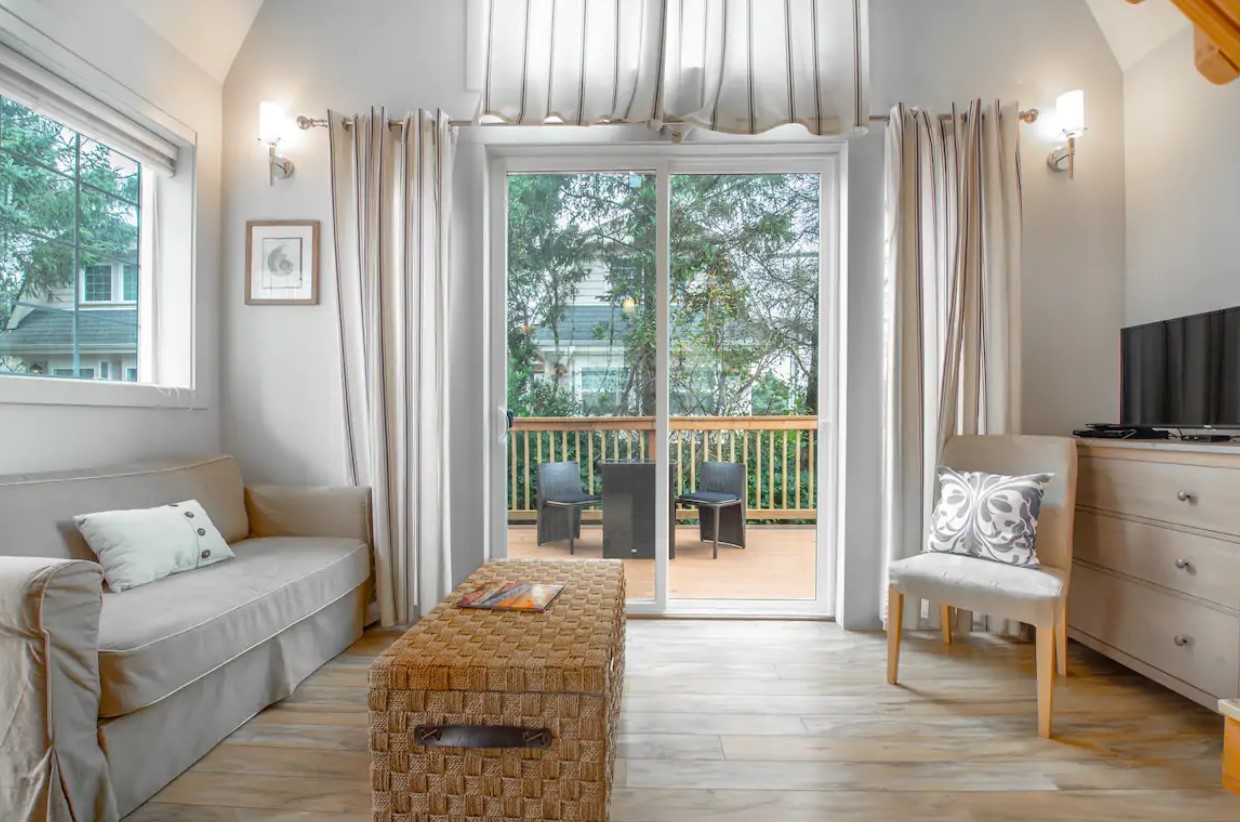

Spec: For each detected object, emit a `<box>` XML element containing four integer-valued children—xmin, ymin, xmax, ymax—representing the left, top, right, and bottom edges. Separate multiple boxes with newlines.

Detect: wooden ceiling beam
<box><xmin>1125</xmin><ymin>0</ymin><xmax>1240</xmax><ymax>84</ymax></box>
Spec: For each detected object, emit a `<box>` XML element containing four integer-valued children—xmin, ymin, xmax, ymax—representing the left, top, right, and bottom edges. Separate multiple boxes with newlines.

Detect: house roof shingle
<box><xmin>0</xmin><ymin>306</ymin><xmax>138</xmax><ymax>352</ymax></box>
<box><xmin>528</xmin><ymin>305</ymin><xmax>633</xmax><ymax>347</ymax></box>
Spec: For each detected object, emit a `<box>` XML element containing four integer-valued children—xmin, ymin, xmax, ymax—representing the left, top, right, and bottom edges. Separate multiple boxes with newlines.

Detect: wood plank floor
<box><xmin>508</xmin><ymin>525</ymin><xmax>816</xmax><ymax>600</ymax></box>
<box><xmin>129</xmin><ymin>620</ymin><xmax>1240</xmax><ymax>821</ymax></box>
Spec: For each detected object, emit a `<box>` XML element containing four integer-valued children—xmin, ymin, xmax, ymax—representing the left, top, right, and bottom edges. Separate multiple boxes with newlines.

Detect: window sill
<box><xmin>0</xmin><ymin>373</ymin><xmax>201</xmax><ymax>409</ymax></box>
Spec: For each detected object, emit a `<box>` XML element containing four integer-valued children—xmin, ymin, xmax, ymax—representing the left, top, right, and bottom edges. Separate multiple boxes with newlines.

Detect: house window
<box><xmin>0</xmin><ymin>95</ymin><xmax>142</xmax><ymax>382</ymax></box>
<box><xmin>122</xmin><ymin>264</ymin><xmax>138</xmax><ymax>301</ymax></box>
<box><xmin>52</xmin><ymin>367</ymin><xmax>94</xmax><ymax>378</ymax></box>
<box><xmin>83</xmin><ymin>265</ymin><xmax>113</xmax><ymax>302</ymax></box>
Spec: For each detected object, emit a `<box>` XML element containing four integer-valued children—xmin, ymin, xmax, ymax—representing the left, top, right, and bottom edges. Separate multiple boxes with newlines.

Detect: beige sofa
<box><xmin>0</xmin><ymin>455</ymin><xmax>372</xmax><ymax>821</ymax></box>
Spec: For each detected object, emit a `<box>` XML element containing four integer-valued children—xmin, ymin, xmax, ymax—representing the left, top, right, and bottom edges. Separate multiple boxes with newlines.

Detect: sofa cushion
<box><xmin>96</xmin><ymin>536</ymin><xmax>369</xmax><ymax>717</ymax></box>
<box><xmin>0</xmin><ymin>456</ymin><xmax>249</xmax><ymax>561</ymax></box>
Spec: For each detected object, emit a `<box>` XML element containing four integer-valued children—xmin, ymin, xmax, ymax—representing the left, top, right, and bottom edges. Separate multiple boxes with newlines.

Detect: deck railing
<box><xmin>507</xmin><ymin>416</ymin><xmax>818</xmax><ymax>523</ymax></box>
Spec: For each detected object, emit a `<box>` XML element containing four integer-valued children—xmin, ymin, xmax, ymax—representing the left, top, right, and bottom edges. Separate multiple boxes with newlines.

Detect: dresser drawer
<box><xmin>1078</xmin><ymin>455</ymin><xmax>1240</xmax><ymax>536</ymax></box>
<box><xmin>1075</xmin><ymin>510</ymin><xmax>1240</xmax><ymax>610</ymax></box>
<box><xmin>1070</xmin><ymin>564</ymin><xmax>1240</xmax><ymax>697</ymax></box>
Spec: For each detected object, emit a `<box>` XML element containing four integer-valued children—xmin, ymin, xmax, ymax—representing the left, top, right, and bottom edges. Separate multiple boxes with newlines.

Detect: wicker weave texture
<box><xmin>370</xmin><ymin>560</ymin><xmax>625</xmax><ymax>822</ymax></box>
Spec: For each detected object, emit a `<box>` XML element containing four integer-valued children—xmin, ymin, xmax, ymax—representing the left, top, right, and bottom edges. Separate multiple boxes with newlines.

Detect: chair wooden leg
<box><xmin>939</xmin><ymin>604</ymin><xmax>953</xmax><ymax>645</ymax></box>
<box><xmin>1036</xmin><ymin>626</ymin><xmax>1055</xmax><ymax>738</ymax></box>
<box><xmin>887</xmin><ymin>586</ymin><xmax>904</xmax><ymax>685</ymax></box>
<box><xmin>1056</xmin><ymin>600</ymin><xmax>1068</xmax><ymax>677</ymax></box>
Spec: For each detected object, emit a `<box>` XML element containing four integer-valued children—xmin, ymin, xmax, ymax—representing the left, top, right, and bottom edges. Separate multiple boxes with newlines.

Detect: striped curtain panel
<box><xmin>478</xmin><ymin>0</ymin><xmax>870</xmax><ymax>136</ymax></box>
<box><xmin>880</xmin><ymin>100</ymin><xmax>1024</xmax><ymax>632</ymax></box>
<box><xmin>481</xmin><ymin>0</ymin><xmax>665</xmax><ymax>125</ymax></box>
<box><xmin>327</xmin><ymin>109</ymin><xmax>455</xmax><ymax>625</ymax></box>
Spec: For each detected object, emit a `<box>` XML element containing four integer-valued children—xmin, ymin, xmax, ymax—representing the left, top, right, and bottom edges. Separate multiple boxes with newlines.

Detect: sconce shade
<box><xmin>1057</xmin><ymin>90</ymin><xmax>1085</xmax><ymax>135</ymax></box>
<box><xmin>259</xmin><ymin>101</ymin><xmax>287</xmax><ymax>145</ymax></box>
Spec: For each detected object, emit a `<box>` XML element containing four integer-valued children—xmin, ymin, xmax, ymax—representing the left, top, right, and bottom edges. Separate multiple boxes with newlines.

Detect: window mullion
<box><xmin>72</xmin><ymin>132</ymin><xmax>81</xmax><ymax>376</ymax></box>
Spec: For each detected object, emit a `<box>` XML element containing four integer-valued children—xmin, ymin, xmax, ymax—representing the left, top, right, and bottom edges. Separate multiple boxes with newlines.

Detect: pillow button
<box><xmin>197</xmin><ymin>528</ymin><xmax>206</xmax><ymax>536</ymax></box>
<box><xmin>200</xmin><ymin>549</ymin><xmax>211</xmax><ymax>559</ymax></box>
<box><xmin>185</xmin><ymin>512</ymin><xmax>195</xmax><ymax>518</ymax></box>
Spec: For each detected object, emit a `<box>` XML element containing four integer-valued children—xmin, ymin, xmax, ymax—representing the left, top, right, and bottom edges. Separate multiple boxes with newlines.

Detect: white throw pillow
<box><xmin>74</xmin><ymin>499</ymin><xmax>235</xmax><ymax>592</ymax></box>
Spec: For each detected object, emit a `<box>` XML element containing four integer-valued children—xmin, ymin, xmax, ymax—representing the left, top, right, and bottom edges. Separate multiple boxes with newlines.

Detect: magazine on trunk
<box><xmin>456</xmin><ymin>581</ymin><xmax>564</xmax><ymax>612</ymax></box>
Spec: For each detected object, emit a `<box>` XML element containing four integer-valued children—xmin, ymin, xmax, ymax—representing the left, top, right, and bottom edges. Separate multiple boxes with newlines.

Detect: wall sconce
<box><xmin>258</xmin><ymin>101</ymin><xmax>295</xmax><ymax>185</ymax></box>
<box><xmin>1047</xmin><ymin>90</ymin><xmax>1086</xmax><ymax>180</ymax></box>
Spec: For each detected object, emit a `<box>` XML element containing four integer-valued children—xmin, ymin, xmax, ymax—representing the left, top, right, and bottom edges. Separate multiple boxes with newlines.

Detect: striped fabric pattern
<box><xmin>479</xmin><ymin>0</ymin><xmax>870</xmax><ymax>136</ymax></box>
<box><xmin>327</xmin><ymin>108</ymin><xmax>455</xmax><ymax>626</ymax></box>
<box><xmin>880</xmin><ymin>100</ymin><xmax>1024</xmax><ymax>630</ymax></box>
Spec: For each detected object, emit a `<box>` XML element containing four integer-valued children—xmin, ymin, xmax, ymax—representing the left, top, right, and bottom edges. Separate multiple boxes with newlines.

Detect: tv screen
<box><xmin>1121</xmin><ymin>306</ymin><xmax>1240</xmax><ymax>428</ymax></box>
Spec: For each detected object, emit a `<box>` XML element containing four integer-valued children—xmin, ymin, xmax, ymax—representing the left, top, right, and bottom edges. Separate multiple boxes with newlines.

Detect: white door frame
<box><xmin>485</xmin><ymin>141</ymin><xmax>847</xmax><ymax>618</ymax></box>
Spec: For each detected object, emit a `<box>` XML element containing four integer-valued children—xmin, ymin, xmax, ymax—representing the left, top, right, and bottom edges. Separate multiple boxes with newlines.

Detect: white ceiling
<box><xmin>119</xmin><ymin>0</ymin><xmax>265</xmax><ymax>83</ymax></box>
<box><xmin>1084</xmin><ymin>0</ymin><xmax>1190</xmax><ymax>70</ymax></box>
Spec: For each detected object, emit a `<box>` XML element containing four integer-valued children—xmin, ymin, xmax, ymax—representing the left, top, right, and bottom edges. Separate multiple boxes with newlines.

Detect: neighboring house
<box><xmin>529</xmin><ymin>265</ymin><xmax>636</xmax><ymax>414</ymax></box>
<box><xmin>527</xmin><ymin>264</ymin><xmax>805</xmax><ymax>415</ymax></box>
<box><xmin>0</xmin><ymin>261</ymin><xmax>139</xmax><ymax>380</ymax></box>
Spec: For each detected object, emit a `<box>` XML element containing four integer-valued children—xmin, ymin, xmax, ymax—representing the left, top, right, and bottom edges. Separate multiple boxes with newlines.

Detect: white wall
<box><xmin>218</xmin><ymin>0</ymin><xmax>485</xmax><ymax>581</ymax></box>
<box><xmin>219</xmin><ymin>0</ymin><xmax>1127</xmax><ymax>621</ymax></box>
<box><xmin>0</xmin><ymin>0</ymin><xmax>222</xmax><ymax>473</ymax></box>
<box><xmin>1124</xmin><ymin>26</ymin><xmax>1240</xmax><ymax>326</ymax></box>
<box><xmin>837</xmin><ymin>0</ymin><xmax>1128</xmax><ymax>627</ymax></box>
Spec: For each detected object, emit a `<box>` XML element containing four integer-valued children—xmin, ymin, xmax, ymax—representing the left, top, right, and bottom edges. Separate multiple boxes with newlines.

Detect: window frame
<box><xmin>0</xmin><ymin>28</ymin><xmax>200</xmax><ymax>410</ymax></box>
<box><xmin>484</xmin><ymin>140</ymin><xmax>848</xmax><ymax>619</ymax></box>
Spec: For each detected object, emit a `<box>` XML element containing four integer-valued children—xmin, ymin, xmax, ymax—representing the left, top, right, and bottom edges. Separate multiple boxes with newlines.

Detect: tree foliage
<box><xmin>506</xmin><ymin>170</ymin><xmax>819</xmax><ymax>419</ymax></box>
<box><xmin>0</xmin><ymin>96</ymin><xmax>140</xmax><ymax>330</ymax></box>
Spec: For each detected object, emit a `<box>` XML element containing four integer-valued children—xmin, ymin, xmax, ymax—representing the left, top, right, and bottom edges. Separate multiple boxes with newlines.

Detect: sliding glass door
<box><xmin>491</xmin><ymin>148</ymin><xmax>842</xmax><ymax>616</ymax></box>
<box><xmin>668</xmin><ymin>170</ymin><xmax>823</xmax><ymax>603</ymax></box>
<box><xmin>501</xmin><ymin>170</ymin><xmax>658</xmax><ymax>603</ymax></box>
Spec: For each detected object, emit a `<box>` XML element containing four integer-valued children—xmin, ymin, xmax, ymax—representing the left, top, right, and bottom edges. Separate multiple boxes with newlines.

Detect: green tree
<box><xmin>505</xmin><ymin>171</ymin><xmax>818</xmax><ymax>420</ymax></box>
<box><xmin>0</xmin><ymin>97</ymin><xmax>139</xmax><ymax>331</ymax></box>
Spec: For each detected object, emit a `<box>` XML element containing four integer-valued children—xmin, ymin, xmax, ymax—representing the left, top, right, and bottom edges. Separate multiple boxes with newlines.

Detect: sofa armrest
<box><xmin>244</xmin><ymin>484</ymin><xmax>373</xmax><ymax>545</ymax></box>
<box><xmin>0</xmin><ymin>557</ymin><xmax>117</xmax><ymax>821</ymax></box>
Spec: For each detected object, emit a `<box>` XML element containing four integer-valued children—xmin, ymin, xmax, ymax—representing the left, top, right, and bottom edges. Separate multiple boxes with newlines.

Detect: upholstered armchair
<box><xmin>885</xmin><ymin>435</ymin><xmax>1078</xmax><ymax>738</ymax></box>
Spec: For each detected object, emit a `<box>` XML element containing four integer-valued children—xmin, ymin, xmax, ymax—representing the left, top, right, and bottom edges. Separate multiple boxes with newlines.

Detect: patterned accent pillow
<box><xmin>926</xmin><ymin>468</ymin><xmax>1053</xmax><ymax>567</ymax></box>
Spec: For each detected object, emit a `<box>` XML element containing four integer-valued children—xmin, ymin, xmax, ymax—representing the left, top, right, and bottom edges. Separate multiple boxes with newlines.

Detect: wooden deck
<box><xmin>506</xmin><ymin>524</ymin><xmax>817</xmax><ymax>600</ymax></box>
<box><xmin>132</xmin><ymin>621</ymin><xmax>1240</xmax><ymax>821</ymax></box>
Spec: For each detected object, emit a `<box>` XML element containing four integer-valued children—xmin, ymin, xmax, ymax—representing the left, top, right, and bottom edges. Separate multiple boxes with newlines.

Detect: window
<box><xmin>83</xmin><ymin>264</ymin><xmax>112</xmax><ymax>302</ymax></box>
<box><xmin>52</xmin><ymin>367</ymin><xmax>93</xmax><ymax>378</ymax></box>
<box><xmin>122</xmin><ymin>264</ymin><xmax>137</xmax><ymax>301</ymax></box>
<box><xmin>0</xmin><ymin>95</ymin><xmax>142</xmax><ymax>382</ymax></box>
<box><xmin>124</xmin><ymin>366</ymin><xmax>137</xmax><ymax>382</ymax></box>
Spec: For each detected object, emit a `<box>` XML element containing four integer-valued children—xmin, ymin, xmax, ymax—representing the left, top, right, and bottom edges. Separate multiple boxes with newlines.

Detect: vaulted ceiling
<box><xmin>1085</xmin><ymin>0</ymin><xmax>1191</xmax><ymax>69</ymax></box>
<box><xmin>110</xmin><ymin>0</ymin><xmax>1193</xmax><ymax>86</ymax></box>
<box><xmin>117</xmin><ymin>0</ymin><xmax>265</xmax><ymax>83</ymax></box>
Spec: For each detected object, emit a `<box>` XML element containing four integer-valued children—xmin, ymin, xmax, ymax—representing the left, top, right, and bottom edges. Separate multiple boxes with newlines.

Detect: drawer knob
<box><xmin>1175</xmin><ymin>558</ymin><xmax>1192</xmax><ymax>570</ymax></box>
<box><xmin>1176</xmin><ymin>490</ymin><xmax>1193</xmax><ymax>502</ymax></box>
<box><xmin>1173</xmin><ymin>634</ymin><xmax>1192</xmax><ymax>647</ymax></box>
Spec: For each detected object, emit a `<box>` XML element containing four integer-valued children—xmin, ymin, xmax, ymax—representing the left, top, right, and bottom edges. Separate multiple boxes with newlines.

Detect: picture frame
<box><xmin>245</xmin><ymin>220</ymin><xmax>320</xmax><ymax>305</ymax></box>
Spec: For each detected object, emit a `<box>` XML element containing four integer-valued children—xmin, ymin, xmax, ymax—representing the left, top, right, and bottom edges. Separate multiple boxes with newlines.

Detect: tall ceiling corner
<box><xmin>119</xmin><ymin>0</ymin><xmax>266</xmax><ymax>83</ymax></box>
<box><xmin>1084</xmin><ymin>0</ymin><xmax>1191</xmax><ymax>70</ymax></box>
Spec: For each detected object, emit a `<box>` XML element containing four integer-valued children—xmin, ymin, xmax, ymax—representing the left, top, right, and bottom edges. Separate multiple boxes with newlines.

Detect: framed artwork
<box><xmin>245</xmin><ymin>220</ymin><xmax>319</xmax><ymax>305</ymax></box>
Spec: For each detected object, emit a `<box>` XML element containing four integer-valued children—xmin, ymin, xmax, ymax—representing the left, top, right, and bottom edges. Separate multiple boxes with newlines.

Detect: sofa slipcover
<box><xmin>97</xmin><ymin>536</ymin><xmax>369</xmax><ymax>717</ymax></box>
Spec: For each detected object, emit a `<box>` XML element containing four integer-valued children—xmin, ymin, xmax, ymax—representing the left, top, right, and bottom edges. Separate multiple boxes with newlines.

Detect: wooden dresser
<box><xmin>1070</xmin><ymin>440</ymin><xmax>1240</xmax><ymax>710</ymax></box>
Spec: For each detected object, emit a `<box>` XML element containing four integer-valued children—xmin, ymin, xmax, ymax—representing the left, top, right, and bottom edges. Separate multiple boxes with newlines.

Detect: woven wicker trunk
<box><xmin>369</xmin><ymin>559</ymin><xmax>625</xmax><ymax>822</ymax></box>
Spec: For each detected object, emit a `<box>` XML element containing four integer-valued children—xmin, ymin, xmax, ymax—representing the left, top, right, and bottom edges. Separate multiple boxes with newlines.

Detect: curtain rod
<box><xmin>296</xmin><ymin>109</ymin><xmax>1038</xmax><ymax>131</ymax></box>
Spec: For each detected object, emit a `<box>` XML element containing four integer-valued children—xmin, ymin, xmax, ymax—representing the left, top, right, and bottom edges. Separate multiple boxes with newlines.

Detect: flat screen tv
<box><xmin>1121</xmin><ymin>306</ymin><xmax>1240</xmax><ymax>428</ymax></box>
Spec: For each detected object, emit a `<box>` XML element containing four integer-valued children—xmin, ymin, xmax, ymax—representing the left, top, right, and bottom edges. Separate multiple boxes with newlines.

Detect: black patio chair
<box><xmin>536</xmin><ymin>461</ymin><xmax>601</xmax><ymax>555</ymax></box>
<box><xmin>676</xmin><ymin>461</ymin><xmax>747</xmax><ymax>559</ymax></box>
